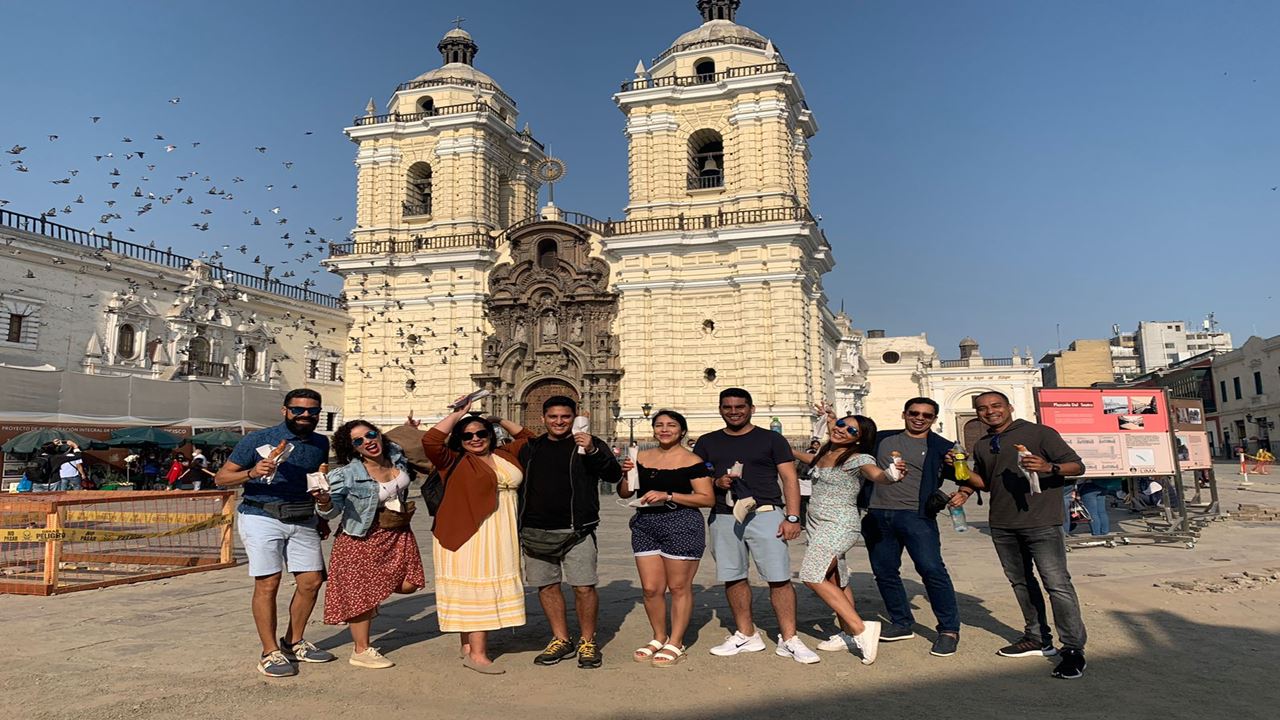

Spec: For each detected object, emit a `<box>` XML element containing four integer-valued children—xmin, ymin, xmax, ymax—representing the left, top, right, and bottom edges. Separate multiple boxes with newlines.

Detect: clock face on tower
<box><xmin>534</xmin><ymin>157</ymin><xmax>566</xmax><ymax>183</ymax></box>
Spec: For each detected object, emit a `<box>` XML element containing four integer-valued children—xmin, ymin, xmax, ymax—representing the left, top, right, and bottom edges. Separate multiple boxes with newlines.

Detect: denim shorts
<box><xmin>707</xmin><ymin>509</ymin><xmax>792</xmax><ymax>583</ymax></box>
<box><xmin>523</xmin><ymin>530</ymin><xmax>598</xmax><ymax>587</ymax></box>
<box><xmin>237</xmin><ymin>511</ymin><xmax>325</xmax><ymax>577</ymax></box>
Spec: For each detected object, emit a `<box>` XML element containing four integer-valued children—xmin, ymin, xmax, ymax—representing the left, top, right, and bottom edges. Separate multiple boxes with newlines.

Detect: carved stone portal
<box><xmin>473</xmin><ymin>221</ymin><xmax>622</xmax><ymax>437</ymax></box>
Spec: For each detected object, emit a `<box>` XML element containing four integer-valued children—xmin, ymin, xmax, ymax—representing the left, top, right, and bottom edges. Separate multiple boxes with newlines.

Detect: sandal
<box><xmin>634</xmin><ymin>639</ymin><xmax>664</xmax><ymax>662</ymax></box>
<box><xmin>652</xmin><ymin>643</ymin><xmax>686</xmax><ymax>668</ymax></box>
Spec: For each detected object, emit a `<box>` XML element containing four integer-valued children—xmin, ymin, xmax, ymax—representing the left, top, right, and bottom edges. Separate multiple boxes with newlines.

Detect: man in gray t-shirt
<box><xmin>871</xmin><ymin>433</ymin><xmax>929</xmax><ymax>511</ymax></box>
<box><xmin>859</xmin><ymin>397</ymin><xmax>962</xmax><ymax>658</ymax></box>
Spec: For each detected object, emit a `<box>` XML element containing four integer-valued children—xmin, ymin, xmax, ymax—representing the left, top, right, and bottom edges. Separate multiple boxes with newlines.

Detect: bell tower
<box><xmin>604</xmin><ymin>1</ymin><xmax>838</xmax><ymax>437</ymax></box>
<box><xmin>325</xmin><ymin>26</ymin><xmax>546</xmax><ymax>426</ymax></box>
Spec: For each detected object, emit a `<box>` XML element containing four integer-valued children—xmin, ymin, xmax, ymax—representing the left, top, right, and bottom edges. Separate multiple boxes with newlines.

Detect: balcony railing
<box><xmin>328</xmin><ymin>233</ymin><xmax>495</xmax><ymax>257</ymax></box>
<box><xmin>938</xmin><ymin>357</ymin><xmax>1031</xmax><ymax>369</ymax></box>
<box><xmin>498</xmin><ymin>205</ymin><xmax>817</xmax><ymax>244</ymax></box>
<box><xmin>402</xmin><ymin>202</ymin><xmax>432</xmax><ymax>217</ymax></box>
<box><xmin>687</xmin><ymin>174</ymin><xmax>724</xmax><ymax>190</ymax></box>
<box><xmin>395</xmin><ymin>76</ymin><xmax>517</xmax><ymax>108</ymax></box>
<box><xmin>622</xmin><ymin>61</ymin><xmax>791</xmax><ymax>92</ymax></box>
<box><xmin>352</xmin><ymin>101</ymin><xmax>491</xmax><ymax>127</ymax></box>
<box><xmin>0</xmin><ymin>209</ymin><xmax>341</xmax><ymax>308</ymax></box>
<box><xmin>652</xmin><ymin>36</ymin><xmax>774</xmax><ymax>66</ymax></box>
<box><xmin>179</xmin><ymin>360</ymin><xmax>229</xmax><ymax>379</ymax></box>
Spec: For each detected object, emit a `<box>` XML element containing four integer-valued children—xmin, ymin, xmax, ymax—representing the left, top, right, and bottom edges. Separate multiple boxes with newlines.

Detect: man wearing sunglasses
<box><xmin>216</xmin><ymin>388</ymin><xmax>336</xmax><ymax>678</ymax></box>
<box><xmin>856</xmin><ymin>397</ymin><xmax>963</xmax><ymax>658</ymax></box>
<box><xmin>957</xmin><ymin>390</ymin><xmax>1088</xmax><ymax>680</ymax></box>
<box><xmin>517</xmin><ymin>396</ymin><xmax>622</xmax><ymax>669</ymax></box>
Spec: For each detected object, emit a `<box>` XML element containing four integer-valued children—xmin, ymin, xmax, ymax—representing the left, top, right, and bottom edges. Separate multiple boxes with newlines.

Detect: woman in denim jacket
<box><xmin>315</xmin><ymin>419</ymin><xmax>425</xmax><ymax>669</ymax></box>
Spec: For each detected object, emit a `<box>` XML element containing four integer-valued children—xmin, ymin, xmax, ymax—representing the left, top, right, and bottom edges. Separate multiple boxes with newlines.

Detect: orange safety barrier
<box><xmin>0</xmin><ymin>490</ymin><xmax>236</xmax><ymax>595</ymax></box>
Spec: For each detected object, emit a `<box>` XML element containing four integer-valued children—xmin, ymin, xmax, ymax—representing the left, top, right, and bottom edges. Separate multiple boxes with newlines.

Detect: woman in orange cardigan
<box><xmin>423</xmin><ymin>396</ymin><xmax>533</xmax><ymax>674</ymax></box>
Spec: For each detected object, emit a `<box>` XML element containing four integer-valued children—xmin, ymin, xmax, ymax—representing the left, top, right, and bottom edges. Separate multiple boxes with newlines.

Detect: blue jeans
<box><xmin>991</xmin><ymin>525</ymin><xmax>1087</xmax><ymax>650</ymax></box>
<box><xmin>1063</xmin><ymin>483</ymin><xmax>1111</xmax><ymax>536</ymax></box>
<box><xmin>861</xmin><ymin>509</ymin><xmax>960</xmax><ymax>633</ymax></box>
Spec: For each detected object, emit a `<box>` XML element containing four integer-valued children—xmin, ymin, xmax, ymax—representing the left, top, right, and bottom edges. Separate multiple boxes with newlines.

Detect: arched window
<box><xmin>537</xmin><ymin>238</ymin><xmax>559</xmax><ymax>270</ymax></box>
<box><xmin>244</xmin><ymin>346</ymin><xmax>258</xmax><ymax>376</ymax></box>
<box><xmin>116</xmin><ymin>324</ymin><xmax>136</xmax><ymax>359</ymax></box>
<box><xmin>694</xmin><ymin>58</ymin><xmax>716</xmax><ymax>83</ymax></box>
<box><xmin>688</xmin><ymin>129</ymin><xmax>724</xmax><ymax>190</ymax></box>
<box><xmin>417</xmin><ymin>96</ymin><xmax>435</xmax><ymax>115</ymax></box>
<box><xmin>188</xmin><ymin>336</ymin><xmax>211</xmax><ymax>364</ymax></box>
<box><xmin>405</xmin><ymin>162</ymin><xmax>432</xmax><ymax>216</ymax></box>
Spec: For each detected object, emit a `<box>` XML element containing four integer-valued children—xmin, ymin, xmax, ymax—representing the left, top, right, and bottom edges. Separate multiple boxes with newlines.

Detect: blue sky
<box><xmin>2</xmin><ymin>0</ymin><xmax>1278</xmax><ymax>358</ymax></box>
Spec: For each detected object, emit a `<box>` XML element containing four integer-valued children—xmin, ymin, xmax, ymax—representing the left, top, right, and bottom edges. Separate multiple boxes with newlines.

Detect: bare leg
<box><xmin>395</xmin><ymin>580</ymin><xmax>419</xmax><ymax>594</ymax></box>
<box><xmin>769</xmin><ymin>580</ymin><xmax>799</xmax><ymax>639</ymax></box>
<box><xmin>348</xmin><ymin>608</ymin><xmax>376</xmax><ymax>653</ymax></box>
<box><xmin>283</xmin><ymin>571</ymin><xmax>324</xmax><ymax>645</ymax></box>
<box><xmin>636</xmin><ymin>555</ymin><xmax>670</xmax><ymax>644</ymax></box>
<box><xmin>664</xmin><ymin>558</ymin><xmax>699</xmax><ymax>647</ymax></box>
<box><xmin>538</xmin><ymin>584</ymin><xmax>571</xmax><ymax>640</ymax></box>
<box><xmin>573</xmin><ymin>586</ymin><xmax>598</xmax><ymax>641</ymax></box>
<box><xmin>252</xmin><ymin>573</ymin><xmax>282</xmax><ymax>654</ymax></box>
<box><xmin>725</xmin><ymin>579</ymin><xmax>755</xmax><ymax>636</ymax></box>
<box><xmin>803</xmin><ymin>561</ymin><xmax>866</xmax><ymax>635</ymax></box>
<box><xmin>466</xmin><ymin>630</ymin><xmax>491</xmax><ymax>664</ymax></box>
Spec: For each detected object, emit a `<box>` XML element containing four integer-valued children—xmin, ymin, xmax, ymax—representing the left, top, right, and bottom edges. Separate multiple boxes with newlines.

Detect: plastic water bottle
<box><xmin>950</xmin><ymin>505</ymin><xmax>968</xmax><ymax>532</ymax></box>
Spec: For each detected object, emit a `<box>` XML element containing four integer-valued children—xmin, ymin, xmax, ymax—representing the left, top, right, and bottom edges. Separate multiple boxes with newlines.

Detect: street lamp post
<box><xmin>611</xmin><ymin>401</ymin><xmax>653</xmax><ymax>445</ymax></box>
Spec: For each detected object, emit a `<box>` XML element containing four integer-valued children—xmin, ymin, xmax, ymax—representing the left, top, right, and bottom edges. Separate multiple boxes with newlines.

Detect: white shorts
<box><xmin>237</xmin><ymin>512</ymin><xmax>325</xmax><ymax>577</ymax></box>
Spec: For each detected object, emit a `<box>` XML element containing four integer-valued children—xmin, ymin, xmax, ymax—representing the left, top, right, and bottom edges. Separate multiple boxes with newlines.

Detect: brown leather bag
<box><xmin>376</xmin><ymin>485</ymin><xmax>416</xmax><ymax>530</ymax></box>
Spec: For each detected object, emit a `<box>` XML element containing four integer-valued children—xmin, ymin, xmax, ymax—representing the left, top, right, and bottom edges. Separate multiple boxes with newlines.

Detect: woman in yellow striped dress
<box><xmin>423</xmin><ymin>396</ymin><xmax>533</xmax><ymax>674</ymax></box>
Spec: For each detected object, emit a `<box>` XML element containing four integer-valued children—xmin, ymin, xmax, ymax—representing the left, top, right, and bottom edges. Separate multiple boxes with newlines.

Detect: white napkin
<box><xmin>624</xmin><ymin>445</ymin><xmax>640</xmax><ymax>493</ymax></box>
<box><xmin>572</xmin><ymin>416</ymin><xmax>591</xmax><ymax>454</ymax></box>
<box><xmin>255</xmin><ymin>443</ymin><xmax>294</xmax><ymax>484</ymax></box>
<box><xmin>1016</xmin><ymin>448</ymin><xmax>1042</xmax><ymax>494</ymax></box>
<box><xmin>306</xmin><ymin>472</ymin><xmax>329</xmax><ymax>492</ymax></box>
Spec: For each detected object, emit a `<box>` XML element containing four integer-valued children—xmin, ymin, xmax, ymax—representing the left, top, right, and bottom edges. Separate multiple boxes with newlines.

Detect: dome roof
<box><xmin>667</xmin><ymin>19</ymin><xmax>768</xmax><ymax>54</ymax></box>
<box><xmin>410</xmin><ymin>62</ymin><xmax>502</xmax><ymax>90</ymax></box>
<box><xmin>443</xmin><ymin>27</ymin><xmax>472</xmax><ymax>41</ymax></box>
<box><xmin>959</xmin><ymin>337</ymin><xmax>979</xmax><ymax>347</ymax></box>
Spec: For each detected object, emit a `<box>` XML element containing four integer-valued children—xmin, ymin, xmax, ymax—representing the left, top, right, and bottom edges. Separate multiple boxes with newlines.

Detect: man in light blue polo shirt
<box><xmin>216</xmin><ymin>388</ymin><xmax>335</xmax><ymax>677</ymax></box>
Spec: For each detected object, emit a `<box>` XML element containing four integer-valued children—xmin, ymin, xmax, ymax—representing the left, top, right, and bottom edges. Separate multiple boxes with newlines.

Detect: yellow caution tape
<box><xmin>0</xmin><ymin>514</ymin><xmax>230</xmax><ymax>543</ymax></box>
<box><xmin>64</xmin><ymin>510</ymin><xmax>222</xmax><ymax>525</ymax></box>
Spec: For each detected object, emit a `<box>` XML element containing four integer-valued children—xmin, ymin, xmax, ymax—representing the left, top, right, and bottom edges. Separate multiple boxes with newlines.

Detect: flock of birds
<box><xmin>2</xmin><ymin>97</ymin><xmax>346</xmax><ymax>293</ymax></box>
<box><xmin>1</xmin><ymin>95</ymin><xmax>491</xmax><ymax>384</ymax></box>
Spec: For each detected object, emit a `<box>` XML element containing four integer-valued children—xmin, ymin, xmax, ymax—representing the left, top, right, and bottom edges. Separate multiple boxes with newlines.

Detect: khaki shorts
<box><xmin>523</xmin><ymin>530</ymin><xmax>598</xmax><ymax>587</ymax></box>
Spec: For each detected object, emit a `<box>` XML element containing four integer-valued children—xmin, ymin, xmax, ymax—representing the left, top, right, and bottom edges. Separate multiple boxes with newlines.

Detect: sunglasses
<box><xmin>286</xmin><ymin>406</ymin><xmax>322</xmax><ymax>417</ymax></box>
<box><xmin>906</xmin><ymin>410</ymin><xmax>936</xmax><ymax>420</ymax></box>
<box><xmin>351</xmin><ymin>430</ymin><xmax>379</xmax><ymax>447</ymax></box>
<box><xmin>834</xmin><ymin>418</ymin><xmax>860</xmax><ymax>435</ymax></box>
<box><xmin>461</xmin><ymin>429</ymin><xmax>491</xmax><ymax>442</ymax></box>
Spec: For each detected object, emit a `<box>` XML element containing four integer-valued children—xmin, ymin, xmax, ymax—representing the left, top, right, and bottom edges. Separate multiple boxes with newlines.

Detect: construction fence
<box><xmin>0</xmin><ymin>490</ymin><xmax>235</xmax><ymax>595</ymax></box>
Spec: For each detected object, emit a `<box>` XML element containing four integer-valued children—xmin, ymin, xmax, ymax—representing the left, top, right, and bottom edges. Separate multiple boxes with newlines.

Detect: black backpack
<box><xmin>24</xmin><ymin>455</ymin><xmax>52</xmax><ymax>484</ymax></box>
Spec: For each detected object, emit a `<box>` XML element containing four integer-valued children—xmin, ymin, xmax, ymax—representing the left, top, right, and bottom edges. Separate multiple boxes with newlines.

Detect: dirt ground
<box><xmin>6</xmin><ymin>463</ymin><xmax>1280</xmax><ymax>720</ymax></box>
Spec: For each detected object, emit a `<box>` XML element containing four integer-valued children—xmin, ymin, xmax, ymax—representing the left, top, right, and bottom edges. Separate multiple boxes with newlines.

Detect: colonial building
<box><xmin>861</xmin><ymin>332</ymin><xmax>1041</xmax><ymax>446</ymax></box>
<box><xmin>1210</xmin><ymin>335</ymin><xmax>1280</xmax><ymax>455</ymax></box>
<box><xmin>0</xmin><ymin>209</ymin><xmax>350</xmax><ymax>452</ymax></box>
<box><xmin>327</xmin><ymin>2</ymin><xmax>841</xmax><ymax>439</ymax></box>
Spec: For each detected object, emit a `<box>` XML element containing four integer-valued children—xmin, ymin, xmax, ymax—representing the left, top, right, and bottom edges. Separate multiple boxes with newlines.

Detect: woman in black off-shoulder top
<box><xmin>619</xmin><ymin>409</ymin><xmax>714</xmax><ymax>667</ymax></box>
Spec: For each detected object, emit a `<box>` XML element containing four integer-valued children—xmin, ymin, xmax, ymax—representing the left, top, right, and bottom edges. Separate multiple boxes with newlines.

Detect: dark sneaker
<box><xmin>930</xmin><ymin>633</ymin><xmax>959</xmax><ymax>657</ymax></box>
<box><xmin>1052</xmin><ymin>649</ymin><xmax>1087</xmax><ymax>679</ymax></box>
<box><xmin>257</xmin><ymin>650</ymin><xmax>297</xmax><ymax>678</ymax></box>
<box><xmin>997</xmin><ymin>638</ymin><xmax>1058</xmax><ymax>658</ymax></box>
<box><xmin>281</xmin><ymin>637</ymin><xmax>336</xmax><ymax>663</ymax></box>
<box><xmin>577</xmin><ymin>638</ymin><xmax>602</xmax><ymax>669</ymax></box>
<box><xmin>533</xmin><ymin>637</ymin><xmax>577</xmax><ymax>666</ymax></box>
<box><xmin>879</xmin><ymin>624</ymin><xmax>916</xmax><ymax>642</ymax></box>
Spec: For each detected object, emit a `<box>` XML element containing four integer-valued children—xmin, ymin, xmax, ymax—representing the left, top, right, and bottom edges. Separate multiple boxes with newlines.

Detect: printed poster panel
<box><xmin>1170</xmin><ymin>398</ymin><xmax>1212</xmax><ymax>470</ymax></box>
<box><xmin>1035</xmin><ymin>388</ymin><xmax>1177</xmax><ymax>477</ymax></box>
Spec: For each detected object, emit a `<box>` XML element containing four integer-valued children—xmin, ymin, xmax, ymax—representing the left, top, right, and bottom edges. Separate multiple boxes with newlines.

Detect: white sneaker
<box><xmin>709</xmin><ymin>630</ymin><xmax>767</xmax><ymax>656</ymax></box>
<box><xmin>853</xmin><ymin>621</ymin><xmax>881</xmax><ymax>665</ymax></box>
<box><xmin>775</xmin><ymin>634</ymin><xmax>821</xmax><ymax>664</ymax></box>
<box><xmin>349</xmin><ymin>647</ymin><xmax>395</xmax><ymax>669</ymax></box>
<box><xmin>817</xmin><ymin>632</ymin><xmax>857</xmax><ymax>652</ymax></box>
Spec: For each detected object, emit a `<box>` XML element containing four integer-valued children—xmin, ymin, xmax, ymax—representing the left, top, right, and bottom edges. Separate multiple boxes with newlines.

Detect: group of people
<box><xmin>162</xmin><ymin>450</ymin><xmax>215</xmax><ymax>490</ymax></box>
<box><xmin>215</xmin><ymin>384</ymin><xmax>1092</xmax><ymax>682</ymax></box>
<box><xmin>21</xmin><ymin>440</ymin><xmax>86</xmax><ymax>492</ymax></box>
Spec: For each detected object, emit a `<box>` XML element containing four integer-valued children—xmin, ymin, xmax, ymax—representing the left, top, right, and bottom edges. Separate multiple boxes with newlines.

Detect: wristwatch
<box><xmin>785</xmin><ymin>514</ymin><xmax>801</xmax><ymax>524</ymax></box>
<box><xmin>1051</xmin><ymin>463</ymin><xmax>1061</xmax><ymax>475</ymax></box>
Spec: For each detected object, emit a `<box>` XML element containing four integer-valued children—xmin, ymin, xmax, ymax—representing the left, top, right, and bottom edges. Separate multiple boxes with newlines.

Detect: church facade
<box><xmin>325</xmin><ymin>1</ymin><xmax>842</xmax><ymax>440</ymax></box>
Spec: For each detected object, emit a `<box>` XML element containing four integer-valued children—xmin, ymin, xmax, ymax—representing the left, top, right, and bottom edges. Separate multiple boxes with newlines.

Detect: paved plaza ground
<box><xmin>7</xmin><ymin>462</ymin><xmax>1280</xmax><ymax>720</ymax></box>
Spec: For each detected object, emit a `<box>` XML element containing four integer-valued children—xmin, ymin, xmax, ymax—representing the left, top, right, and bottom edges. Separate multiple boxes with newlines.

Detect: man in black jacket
<box><xmin>517</xmin><ymin>396</ymin><xmax>621</xmax><ymax>670</ymax></box>
<box><xmin>857</xmin><ymin>397</ymin><xmax>963</xmax><ymax>657</ymax></box>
